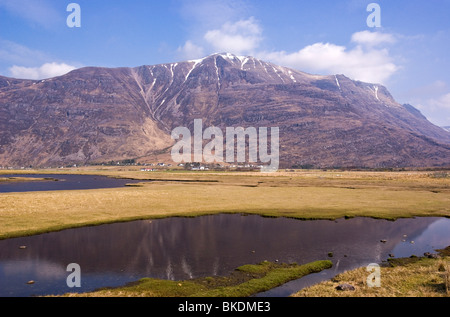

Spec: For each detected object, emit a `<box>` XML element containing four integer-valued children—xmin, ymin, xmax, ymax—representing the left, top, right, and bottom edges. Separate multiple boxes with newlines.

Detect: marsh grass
<box><xmin>56</xmin><ymin>260</ymin><xmax>332</xmax><ymax>298</ymax></box>
<box><xmin>0</xmin><ymin>169</ymin><xmax>449</xmax><ymax>240</ymax></box>
<box><xmin>293</xmin><ymin>256</ymin><xmax>450</xmax><ymax>297</ymax></box>
<box><xmin>440</xmin><ymin>261</ymin><xmax>450</xmax><ymax>295</ymax></box>
<box><xmin>3</xmin><ymin>168</ymin><xmax>449</xmax><ymax>298</ymax></box>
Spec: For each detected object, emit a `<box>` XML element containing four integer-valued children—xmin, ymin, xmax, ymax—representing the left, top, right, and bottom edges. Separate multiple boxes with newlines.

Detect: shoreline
<box><xmin>1</xmin><ymin>169</ymin><xmax>449</xmax><ymax>240</ymax></box>
<box><xmin>1</xmin><ymin>168</ymin><xmax>448</xmax><ymax>298</ymax></box>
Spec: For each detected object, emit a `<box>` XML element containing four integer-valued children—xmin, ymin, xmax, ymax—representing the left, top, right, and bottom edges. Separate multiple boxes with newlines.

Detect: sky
<box><xmin>0</xmin><ymin>0</ymin><xmax>450</xmax><ymax>127</ymax></box>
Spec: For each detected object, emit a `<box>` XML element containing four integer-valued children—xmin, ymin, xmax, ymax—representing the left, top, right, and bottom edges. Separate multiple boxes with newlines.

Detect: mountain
<box><xmin>442</xmin><ymin>126</ymin><xmax>450</xmax><ymax>133</ymax></box>
<box><xmin>1</xmin><ymin>53</ymin><xmax>449</xmax><ymax>168</ymax></box>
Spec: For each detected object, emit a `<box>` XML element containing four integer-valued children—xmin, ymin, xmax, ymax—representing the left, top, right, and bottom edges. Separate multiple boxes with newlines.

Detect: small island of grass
<box><xmin>0</xmin><ymin>177</ymin><xmax>59</xmax><ymax>183</ymax></box>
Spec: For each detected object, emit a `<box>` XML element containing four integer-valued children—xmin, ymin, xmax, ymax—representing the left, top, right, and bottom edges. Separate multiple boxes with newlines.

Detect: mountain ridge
<box><xmin>1</xmin><ymin>53</ymin><xmax>449</xmax><ymax>168</ymax></box>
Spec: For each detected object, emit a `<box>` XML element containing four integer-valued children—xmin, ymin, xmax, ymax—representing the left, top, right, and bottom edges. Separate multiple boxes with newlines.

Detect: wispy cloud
<box><xmin>405</xmin><ymin>81</ymin><xmax>450</xmax><ymax>126</ymax></box>
<box><xmin>0</xmin><ymin>39</ymin><xmax>49</xmax><ymax>66</ymax></box>
<box><xmin>0</xmin><ymin>0</ymin><xmax>62</xmax><ymax>28</ymax></box>
<box><xmin>428</xmin><ymin>93</ymin><xmax>450</xmax><ymax>111</ymax></box>
<box><xmin>415</xmin><ymin>92</ymin><xmax>450</xmax><ymax>126</ymax></box>
<box><xmin>179</xmin><ymin>0</ymin><xmax>250</xmax><ymax>30</ymax></box>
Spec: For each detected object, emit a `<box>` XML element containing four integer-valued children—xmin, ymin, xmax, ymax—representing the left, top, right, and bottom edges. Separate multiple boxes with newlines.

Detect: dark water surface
<box><xmin>0</xmin><ymin>214</ymin><xmax>449</xmax><ymax>297</ymax></box>
<box><xmin>0</xmin><ymin>174</ymin><xmax>141</xmax><ymax>193</ymax></box>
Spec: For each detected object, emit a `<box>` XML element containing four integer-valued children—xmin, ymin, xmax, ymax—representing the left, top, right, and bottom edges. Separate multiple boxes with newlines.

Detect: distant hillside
<box><xmin>1</xmin><ymin>53</ymin><xmax>449</xmax><ymax>168</ymax></box>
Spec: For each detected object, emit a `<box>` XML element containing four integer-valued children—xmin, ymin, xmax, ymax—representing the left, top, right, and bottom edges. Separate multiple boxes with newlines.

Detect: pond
<box><xmin>0</xmin><ymin>214</ymin><xmax>449</xmax><ymax>297</ymax></box>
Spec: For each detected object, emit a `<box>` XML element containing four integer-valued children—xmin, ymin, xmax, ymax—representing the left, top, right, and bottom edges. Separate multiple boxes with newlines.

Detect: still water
<box><xmin>0</xmin><ymin>214</ymin><xmax>449</xmax><ymax>297</ymax></box>
<box><xmin>0</xmin><ymin>174</ymin><xmax>141</xmax><ymax>193</ymax></box>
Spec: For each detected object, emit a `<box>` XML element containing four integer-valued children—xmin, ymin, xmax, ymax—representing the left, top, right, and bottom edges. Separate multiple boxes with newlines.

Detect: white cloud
<box><xmin>258</xmin><ymin>31</ymin><xmax>399</xmax><ymax>84</ymax></box>
<box><xmin>179</xmin><ymin>17</ymin><xmax>399</xmax><ymax>84</ymax></box>
<box><xmin>0</xmin><ymin>40</ymin><xmax>49</xmax><ymax>66</ymax></box>
<box><xmin>177</xmin><ymin>41</ymin><xmax>205</xmax><ymax>60</ymax></box>
<box><xmin>9</xmin><ymin>62</ymin><xmax>77</xmax><ymax>80</ymax></box>
<box><xmin>177</xmin><ymin>1</ymin><xmax>400</xmax><ymax>85</ymax></box>
<box><xmin>0</xmin><ymin>40</ymin><xmax>81</xmax><ymax>79</ymax></box>
<box><xmin>204</xmin><ymin>17</ymin><xmax>262</xmax><ymax>55</ymax></box>
<box><xmin>177</xmin><ymin>0</ymin><xmax>252</xmax><ymax>59</ymax></box>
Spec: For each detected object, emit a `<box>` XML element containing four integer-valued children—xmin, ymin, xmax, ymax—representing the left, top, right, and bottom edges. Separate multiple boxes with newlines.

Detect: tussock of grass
<box><xmin>59</xmin><ymin>260</ymin><xmax>332</xmax><ymax>298</ymax></box>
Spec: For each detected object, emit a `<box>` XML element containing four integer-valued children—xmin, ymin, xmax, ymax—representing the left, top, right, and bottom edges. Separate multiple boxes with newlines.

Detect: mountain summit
<box><xmin>1</xmin><ymin>53</ymin><xmax>449</xmax><ymax>168</ymax></box>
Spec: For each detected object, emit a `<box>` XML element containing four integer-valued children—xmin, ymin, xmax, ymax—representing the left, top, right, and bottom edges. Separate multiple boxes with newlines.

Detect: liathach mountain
<box><xmin>1</xmin><ymin>53</ymin><xmax>449</xmax><ymax>168</ymax></box>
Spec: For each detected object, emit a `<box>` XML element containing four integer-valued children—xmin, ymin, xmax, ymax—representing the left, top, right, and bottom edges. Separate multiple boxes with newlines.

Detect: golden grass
<box><xmin>292</xmin><ymin>256</ymin><xmax>450</xmax><ymax>297</ymax></box>
<box><xmin>2</xmin><ymin>168</ymin><xmax>449</xmax><ymax>298</ymax></box>
<box><xmin>0</xmin><ymin>169</ymin><xmax>449</xmax><ymax>240</ymax></box>
<box><xmin>443</xmin><ymin>261</ymin><xmax>450</xmax><ymax>295</ymax></box>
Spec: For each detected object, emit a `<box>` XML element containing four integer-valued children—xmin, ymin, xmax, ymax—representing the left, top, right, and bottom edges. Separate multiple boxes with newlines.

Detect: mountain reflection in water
<box><xmin>0</xmin><ymin>214</ymin><xmax>449</xmax><ymax>297</ymax></box>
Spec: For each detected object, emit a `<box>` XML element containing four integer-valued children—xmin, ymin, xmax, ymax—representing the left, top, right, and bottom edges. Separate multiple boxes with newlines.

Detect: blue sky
<box><xmin>1</xmin><ymin>0</ymin><xmax>450</xmax><ymax>127</ymax></box>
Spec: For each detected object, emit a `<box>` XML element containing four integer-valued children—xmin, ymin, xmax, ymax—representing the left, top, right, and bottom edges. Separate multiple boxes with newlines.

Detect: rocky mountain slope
<box><xmin>1</xmin><ymin>53</ymin><xmax>449</xmax><ymax>168</ymax></box>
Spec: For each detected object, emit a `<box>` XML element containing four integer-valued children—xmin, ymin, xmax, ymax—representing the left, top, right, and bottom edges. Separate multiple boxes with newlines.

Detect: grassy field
<box><xmin>1</xmin><ymin>168</ymin><xmax>449</xmax><ymax>297</ymax></box>
<box><xmin>0</xmin><ymin>168</ymin><xmax>449</xmax><ymax>240</ymax></box>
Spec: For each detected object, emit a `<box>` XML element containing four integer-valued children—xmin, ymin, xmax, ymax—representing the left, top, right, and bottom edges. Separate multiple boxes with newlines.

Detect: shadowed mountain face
<box><xmin>1</xmin><ymin>53</ymin><xmax>449</xmax><ymax>168</ymax></box>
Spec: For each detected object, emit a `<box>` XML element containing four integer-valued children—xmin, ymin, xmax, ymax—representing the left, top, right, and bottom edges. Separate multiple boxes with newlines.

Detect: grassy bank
<box><xmin>56</xmin><ymin>260</ymin><xmax>332</xmax><ymax>297</ymax></box>
<box><xmin>0</xmin><ymin>169</ymin><xmax>449</xmax><ymax>240</ymax></box>
<box><xmin>293</xmin><ymin>248</ymin><xmax>450</xmax><ymax>297</ymax></box>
